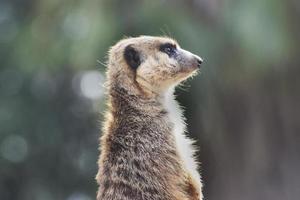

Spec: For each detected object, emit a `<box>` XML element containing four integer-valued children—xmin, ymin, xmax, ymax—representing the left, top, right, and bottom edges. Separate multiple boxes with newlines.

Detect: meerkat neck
<box><xmin>135</xmin><ymin>75</ymin><xmax>161</xmax><ymax>96</ymax></box>
<box><xmin>108</xmin><ymin>85</ymin><xmax>163</xmax><ymax>117</ymax></box>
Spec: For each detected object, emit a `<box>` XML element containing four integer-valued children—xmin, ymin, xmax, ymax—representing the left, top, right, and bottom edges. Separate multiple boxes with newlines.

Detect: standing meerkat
<box><xmin>96</xmin><ymin>36</ymin><xmax>204</xmax><ymax>200</ymax></box>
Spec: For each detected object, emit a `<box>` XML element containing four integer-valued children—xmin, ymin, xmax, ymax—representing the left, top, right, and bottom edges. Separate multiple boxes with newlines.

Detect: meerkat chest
<box><xmin>162</xmin><ymin>93</ymin><xmax>200</xmax><ymax>181</ymax></box>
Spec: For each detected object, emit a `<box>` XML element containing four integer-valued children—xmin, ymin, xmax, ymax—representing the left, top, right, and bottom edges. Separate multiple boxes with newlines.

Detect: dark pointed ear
<box><xmin>124</xmin><ymin>45</ymin><xmax>141</xmax><ymax>70</ymax></box>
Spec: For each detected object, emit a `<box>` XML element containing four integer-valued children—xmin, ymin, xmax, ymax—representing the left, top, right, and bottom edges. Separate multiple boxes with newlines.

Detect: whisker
<box><xmin>97</xmin><ymin>59</ymin><xmax>107</xmax><ymax>67</ymax></box>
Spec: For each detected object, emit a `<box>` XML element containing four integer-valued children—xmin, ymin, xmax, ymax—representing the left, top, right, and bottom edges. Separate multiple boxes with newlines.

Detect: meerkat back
<box><xmin>96</xmin><ymin>36</ymin><xmax>203</xmax><ymax>200</ymax></box>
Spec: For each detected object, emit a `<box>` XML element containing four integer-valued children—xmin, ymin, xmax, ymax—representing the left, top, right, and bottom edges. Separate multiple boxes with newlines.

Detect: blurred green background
<box><xmin>0</xmin><ymin>0</ymin><xmax>299</xmax><ymax>199</ymax></box>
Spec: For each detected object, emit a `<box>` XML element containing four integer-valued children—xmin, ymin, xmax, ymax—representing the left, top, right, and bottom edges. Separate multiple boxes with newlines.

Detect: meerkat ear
<box><xmin>124</xmin><ymin>45</ymin><xmax>141</xmax><ymax>70</ymax></box>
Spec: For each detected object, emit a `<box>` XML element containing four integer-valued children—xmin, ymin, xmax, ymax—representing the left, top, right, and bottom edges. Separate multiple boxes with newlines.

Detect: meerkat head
<box><xmin>107</xmin><ymin>36</ymin><xmax>203</xmax><ymax>97</ymax></box>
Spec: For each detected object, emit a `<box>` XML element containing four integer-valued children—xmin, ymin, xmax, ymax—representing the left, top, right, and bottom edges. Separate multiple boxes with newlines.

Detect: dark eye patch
<box><xmin>159</xmin><ymin>43</ymin><xmax>177</xmax><ymax>57</ymax></box>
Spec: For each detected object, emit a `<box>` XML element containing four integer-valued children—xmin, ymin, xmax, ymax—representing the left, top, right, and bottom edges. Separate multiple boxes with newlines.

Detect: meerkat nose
<box><xmin>197</xmin><ymin>58</ymin><xmax>203</xmax><ymax>68</ymax></box>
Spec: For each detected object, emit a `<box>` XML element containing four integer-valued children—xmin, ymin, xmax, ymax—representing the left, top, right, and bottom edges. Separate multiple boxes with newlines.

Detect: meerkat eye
<box><xmin>159</xmin><ymin>43</ymin><xmax>177</xmax><ymax>57</ymax></box>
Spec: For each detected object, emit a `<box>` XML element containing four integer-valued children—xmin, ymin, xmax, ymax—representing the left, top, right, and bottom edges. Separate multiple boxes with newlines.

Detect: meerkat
<box><xmin>96</xmin><ymin>36</ymin><xmax>203</xmax><ymax>200</ymax></box>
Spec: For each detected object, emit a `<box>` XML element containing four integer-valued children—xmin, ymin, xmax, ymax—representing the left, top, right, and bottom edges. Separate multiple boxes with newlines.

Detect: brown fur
<box><xmin>96</xmin><ymin>36</ymin><xmax>202</xmax><ymax>200</ymax></box>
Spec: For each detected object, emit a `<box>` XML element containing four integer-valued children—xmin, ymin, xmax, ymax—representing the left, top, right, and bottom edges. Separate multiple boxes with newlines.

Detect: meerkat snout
<box><xmin>175</xmin><ymin>47</ymin><xmax>203</xmax><ymax>71</ymax></box>
<box><xmin>197</xmin><ymin>58</ymin><xmax>203</xmax><ymax>67</ymax></box>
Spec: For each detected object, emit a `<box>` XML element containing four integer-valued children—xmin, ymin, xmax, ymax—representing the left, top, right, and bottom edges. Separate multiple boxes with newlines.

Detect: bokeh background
<box><xmin>0</xmin><ymin>0</ymin><xmax>299</xmax><ymax>199</ymax></box>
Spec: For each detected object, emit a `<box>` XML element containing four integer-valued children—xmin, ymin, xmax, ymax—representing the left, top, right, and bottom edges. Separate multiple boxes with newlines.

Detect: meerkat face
<box><xmin>108</xmin><ymin>36</ymin><xmax>203</xmax><ymax>95</ymax></box>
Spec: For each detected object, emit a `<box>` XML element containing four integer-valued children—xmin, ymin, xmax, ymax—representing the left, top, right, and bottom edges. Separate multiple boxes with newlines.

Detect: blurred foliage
<box><xmin>0</xmin><ymin>0</ymin><xmax>299</xmax><ymax>200</ymax></box>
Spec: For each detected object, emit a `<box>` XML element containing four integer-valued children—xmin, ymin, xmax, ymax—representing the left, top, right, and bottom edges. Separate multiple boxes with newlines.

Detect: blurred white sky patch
<box><xmin>67</xmin><ymin>192</ymin><xmax>92</xmax><ymax>200</ymax></box>
<box><xmin>0</xmin><ymin>134</ymin><xmax>28</xmax><ymax>163</ymax></box>
<box><xmin>73</xmin><ymin>70</ymin><xmax>105</xmax><ymax>100</ymax></box>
